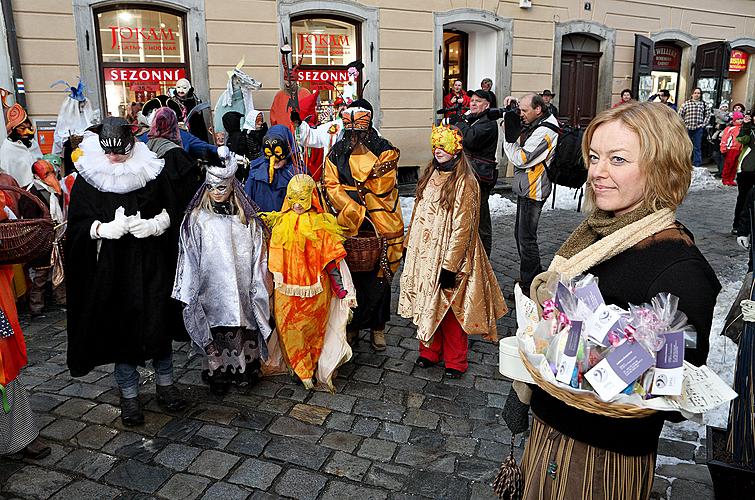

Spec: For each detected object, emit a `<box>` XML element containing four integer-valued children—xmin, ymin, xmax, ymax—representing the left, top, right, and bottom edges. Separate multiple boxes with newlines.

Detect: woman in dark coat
<box><xmin>65</xmin><ymin>117</ymin><xmax>187</xmax><ymax>428</ymax></box>
<box><xmin>520</xmin><ymin>102</ymin><xmax>720</xmax><ymax>500</ymax></box>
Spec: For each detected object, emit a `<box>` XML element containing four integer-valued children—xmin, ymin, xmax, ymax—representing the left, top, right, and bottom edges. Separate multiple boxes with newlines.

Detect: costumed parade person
<box><xmin>19</xmin><ymin>159</ymin><xmax>67</xmax><ymax>316</ymax></box>
<box><xmin>0</xmin><ymin>103</ymin><xmax>42</xmax><ymax>188</ymax></box>
<box><xmin>517</xmin><ymin>102</ymin><xmax>720</xmax><ymax>500</ymax></box>
<box><xmin>245</xmin><ymin>125</ymin><xmax>297</xmax><ymax>212</ymax></box>
<box><xmin>323</xmin><ymin>100</ymin><xmax>404</xmax><ymax>351</ymax></box>
<box><xmin>222</xmin><ymin>110</ymin><xmax>268</xmax><ymax>182</ymax></box>
<box><xmin>399</xmin><ymin>125</ymin><xmax>507</xmax><ymax>377</ymax></box>
<box><xmin>172</xmin><ymin>146</ymin><xmax>273</xmax><ymax>395</ymax></box>
<box><xmin>213</xmin><ymin>59</ymin><xmax>262</xmax><ymax>144</ymax></box>
<box><xmin>0</xmin><ymin>191</ymin><xmax>51</xmax><ymax>460</ymax></box>
<box><xmin>168</xmin><ymin>77</ymin><xmax>210</xmax><ymax>142</ymax></box>
<box><xmin>145</xmin><ymin>107</ymin><xmax>203</xmax><ymax>212</ymax></box>
<box><xmin>50</xmin><ymin>79</ymin><xmax>97</xmax><ymax>173</ymax></box>
<box><xmin>65</xmin><ymin>117</ymin><xmax>187</xmax><ymax>427</ymax></box>
<box><xmin>263</xmin><ymin>173</ymin><xmax>355</xmax><ymax>391</ymax></box>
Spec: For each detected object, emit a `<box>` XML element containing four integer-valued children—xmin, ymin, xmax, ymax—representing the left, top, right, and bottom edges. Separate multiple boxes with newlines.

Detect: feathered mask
<box><xmin>431</xmin><ymin>124</ymin><xmax>464</xmax><ymax>155</ymax></box>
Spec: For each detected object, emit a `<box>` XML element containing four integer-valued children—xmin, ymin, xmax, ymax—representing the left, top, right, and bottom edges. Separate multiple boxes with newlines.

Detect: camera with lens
<box><xmin>486</xmin><ymin>98</ymin><xmax>519</xmax><ymax>121</ymax></box>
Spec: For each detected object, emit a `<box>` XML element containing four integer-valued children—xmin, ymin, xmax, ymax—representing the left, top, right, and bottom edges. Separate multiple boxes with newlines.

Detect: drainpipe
<box><xmin>1</xmin><ymin>0</ymin><xmax>26</xmax><ymax>108</ymax></box>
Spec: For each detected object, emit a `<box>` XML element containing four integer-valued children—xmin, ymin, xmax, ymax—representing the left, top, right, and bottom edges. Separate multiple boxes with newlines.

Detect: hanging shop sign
<box><xmin>729</xmin><ymin>50</ymin><xmax>749</xmax><ymax>72</ymax></box>
<box><xmin>104</xmin><ymin>67</ymin><xmax>186</xmax><ymax>82</ymax></box>
<box><xmin>295</xmin><ymin>69</ymin><xmax>349</xmax><ymax>90</ymax></box>
<box><xmin>652</xmin><ymin>45</ymin><xmax>682</xmax><ymax>71</ymax></box>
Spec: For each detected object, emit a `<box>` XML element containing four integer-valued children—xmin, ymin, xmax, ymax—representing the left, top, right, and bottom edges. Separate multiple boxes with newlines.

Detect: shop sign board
<box><xmin>296</xmin><ymin>32</ymin><xmax>351</xmax><ymax>56</ymax></box>
<box><xmin>109</xmin><ymin>25</ymin><xmax>179</xmax><ymax>52</ymax></box>
<box><xmin>104</xmin><ymin>67</ymin><xmax>186</xmax><ymax>82</ymax></box>
<box><xmin>653</xmin><ymin>45</ymin><xmax>681</xmax><ymax>71</ymax></box>
<box><xmin>295</xmin><ymin>69</ymin><xmax>349</xmax><ymax>90</ymax></box>
<box><xmin>730</xmin><ymin>50</ymin><xmax>749</xmax><ymax>72</ymax></box>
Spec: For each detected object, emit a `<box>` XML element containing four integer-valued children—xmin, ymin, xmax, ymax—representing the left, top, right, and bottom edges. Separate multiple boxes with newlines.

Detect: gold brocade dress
<box><xmin>398</xmin><ymin>169</ymin><xmax>507</xmax><ymax>345</ymax></box>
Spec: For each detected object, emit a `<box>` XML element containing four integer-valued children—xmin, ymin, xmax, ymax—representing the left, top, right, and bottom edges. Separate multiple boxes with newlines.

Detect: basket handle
<box><xmin>0</xmin><ymin>184</ymin><xmax>52</xmax><ymax>220</ymax></box>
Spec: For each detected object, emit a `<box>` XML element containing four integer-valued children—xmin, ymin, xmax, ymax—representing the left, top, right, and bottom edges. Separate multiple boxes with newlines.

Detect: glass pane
<box><xmin>650</xmin><ymin>71</ymin><xmax>679</xmax><ymax>103</ymax></box>
<box><xmin>98</xmin><ymin>8</ymin><xmax>184</xmax><ymax>63</ymax></box>
<box><xmin>104</xmin><ymin>69</ymin><xmax>185</xmax><ymax>118</ymax></box>
<box><xmin>292</xmin><ymin>18</ymin><xmax>358</xmax><ymax>67</ymax></box>
<box><xmin>697</xmin><ymin>78</ymin><xmax>718</xmax><ymax>108</ymax></box>
<box><xmin>638</xmin><ymin>75</ymin><xmax>653</xmax><ymax>102</ymax></box>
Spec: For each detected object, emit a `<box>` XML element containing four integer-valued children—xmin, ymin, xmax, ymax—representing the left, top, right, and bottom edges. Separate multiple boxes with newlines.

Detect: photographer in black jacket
<box><xmin>453</xmin><ymin>89</ymin><xmax>498</xmax><ymax>256</ymax></box>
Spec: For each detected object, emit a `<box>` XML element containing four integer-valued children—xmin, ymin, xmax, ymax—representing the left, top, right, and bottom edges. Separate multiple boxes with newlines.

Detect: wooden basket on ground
<box><xmin>0</xmin><ymin>185</ymin><xmax>54</xmax><ymax>266</ymax></box>
<box><xmin>344</xmin><ymin>217</ymin><xmax>385</xmax><ymax>273</ymax></box>
<box><xmin>519</xmin><ymin>346</ymin><xmax>657</xmax><ymax>418</ymax></box>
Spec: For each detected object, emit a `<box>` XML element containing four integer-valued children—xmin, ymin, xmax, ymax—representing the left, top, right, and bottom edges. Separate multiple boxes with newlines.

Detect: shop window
<box><xmin>96</xmin><ymin>6</ymin><xmax>189</xmax><ymax>118</ymax></box>
<box><xmin>291</xmin><ymin>16</ymin><xmax>360</xmax><ymax>123</ymax></box>
<box><xmin>647</xmin><ymin>44</ymin><xmax>681</xmax><ymax>103</ymax></box>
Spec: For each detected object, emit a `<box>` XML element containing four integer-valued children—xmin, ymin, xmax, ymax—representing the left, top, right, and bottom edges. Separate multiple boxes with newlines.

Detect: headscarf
<box><xmin>148</xmin><ymin>107</ymin><xmax>182</xmax><ymax>146</ymax></box>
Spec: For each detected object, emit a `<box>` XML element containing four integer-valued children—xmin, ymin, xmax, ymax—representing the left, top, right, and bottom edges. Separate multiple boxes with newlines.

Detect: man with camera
<box><xmin>453</xmin><ymin>89</ymin><xmax>498</xmax><ymax>256</ymax></box>
<box><xmin>443</xmin><ymin>80</ymin><xmax>471</xmax><ymax>119</ymax></box>
<box><xmin>500</xmin><ymin>93</ymin><xmax>559</xmax><ymax>295</ymax></box>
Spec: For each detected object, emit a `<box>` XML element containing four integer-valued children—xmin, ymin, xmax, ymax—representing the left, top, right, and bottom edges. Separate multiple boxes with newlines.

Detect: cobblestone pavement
<box><xmin>0</xmin><ymin>184</ymin><xmax>740</xmax><ymax>499</ymax></box>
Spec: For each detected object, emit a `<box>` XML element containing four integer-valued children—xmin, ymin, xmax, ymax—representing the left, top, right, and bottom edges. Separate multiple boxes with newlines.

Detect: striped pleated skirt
<box><xmin>522</xmin><ymin>416</ymin><xmax>656</xmax><ymax>500</ymax></box>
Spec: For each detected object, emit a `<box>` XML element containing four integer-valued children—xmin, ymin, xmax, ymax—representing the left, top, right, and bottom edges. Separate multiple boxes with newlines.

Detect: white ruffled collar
<box><xmin>74</xmin><ymin>134</ymin><xmax>165</xmax><ymax>194</ymax></box>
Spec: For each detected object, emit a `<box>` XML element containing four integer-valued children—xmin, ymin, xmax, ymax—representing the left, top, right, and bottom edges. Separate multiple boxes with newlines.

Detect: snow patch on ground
<box><xmin>543</xmin><ymin>186</ymin><xmax>585</xmax><ymax>212</ymax></box>
<box><xmin>489</xmin><ymin>194</ymin><xmax>518</xmax><ymax>216</ymax></box>
<box><xmin>689</xmin><ymin>167</ymin><xmax>724</xmax><ymax>192</ymax></box>
<box><xmin>400</xmin><ymin>196</ymin><xmax>414</xmax><ymax>229</ymax></box>
<box><xmin>661</xmin><ymin>277</ymin><xmax>742</xmax><ymax>443</ymax></box>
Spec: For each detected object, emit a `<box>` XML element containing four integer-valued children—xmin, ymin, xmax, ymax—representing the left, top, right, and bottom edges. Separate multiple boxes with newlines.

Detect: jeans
<box><xmin>114</xmin><ymin>354</ymin><xmax>174</xmax><ymax>399</ymax></box>
<box><xmin>478</xmin><ymin>181</ymin><xmax>494</xmax><ymax>256</ymax></box>
<box><xmin>688</xmin><ymin>127</ymin><xmax>704</xmax><ymax>167</ymax></box>
<box><xmin>515</xmin><ymin>196</ymin><xmax>545</xmax><ymax>290</ymax></box>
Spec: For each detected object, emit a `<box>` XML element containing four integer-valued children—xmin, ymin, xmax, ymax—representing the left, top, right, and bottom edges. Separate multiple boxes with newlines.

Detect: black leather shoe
<box><xmin>120</xmin><ymin>396</ymin><xmax>144</xmax><ymax>427</ymax></box>
<box><xmin>156</xmin><ymin>384</ymin><xmax>188</xmax><ymax>411</ymax></box>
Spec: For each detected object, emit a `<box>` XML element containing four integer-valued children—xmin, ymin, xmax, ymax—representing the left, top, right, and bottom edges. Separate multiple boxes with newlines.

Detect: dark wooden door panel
<box><xmin>559</xmin><ymin>51</ymin><xmax>600</xmax><ymax>127</ymax></box>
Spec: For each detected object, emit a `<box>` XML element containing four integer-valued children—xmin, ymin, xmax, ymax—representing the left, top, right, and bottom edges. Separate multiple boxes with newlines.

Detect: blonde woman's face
<box><xmin>587</xmin><ymin>120</ymin><xmax>646</xmax><ymax>216</ymax></box>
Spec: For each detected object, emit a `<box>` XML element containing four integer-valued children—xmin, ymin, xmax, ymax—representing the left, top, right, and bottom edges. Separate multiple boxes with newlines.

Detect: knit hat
<box><xmin>733</xmin><ymin>111</ymin><xmax>745</xmax><ymax>121</ymax></box>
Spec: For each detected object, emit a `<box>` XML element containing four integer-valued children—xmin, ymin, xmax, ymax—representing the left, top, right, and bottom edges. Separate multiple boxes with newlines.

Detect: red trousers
<box><xmin>419</xmin><ymin>311</ymin><xmax>469</xmax><ymax>372</ymax></box>
<box><xmin>722</xmin><ymin>150</ymin><xmax>740</xmax><ymax>185</ymax></box>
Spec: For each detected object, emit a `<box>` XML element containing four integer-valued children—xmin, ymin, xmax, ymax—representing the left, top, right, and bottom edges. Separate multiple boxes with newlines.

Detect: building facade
<box><xmin>2</xmin><ymin>0</ymin><xmax>754</xmax><ymax>170</ymax></box>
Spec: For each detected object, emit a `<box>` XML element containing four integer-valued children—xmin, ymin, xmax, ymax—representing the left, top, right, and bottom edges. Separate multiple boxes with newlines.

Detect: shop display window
<box><xmin>96</xmin><ymin>6</ymin><xmax>188</xmax><ymax>118</ymax></box>
<box><xmin>291</xmin><ymin>16</ymin><xmax>360</xmax><ymax>122</ymax></box>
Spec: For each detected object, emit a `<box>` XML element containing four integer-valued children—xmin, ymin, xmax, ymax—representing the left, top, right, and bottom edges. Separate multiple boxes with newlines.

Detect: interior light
<box><xmin>118</xmin><ymin>12</ymin><xmax>133</xmax><ymax>22</ymax></box>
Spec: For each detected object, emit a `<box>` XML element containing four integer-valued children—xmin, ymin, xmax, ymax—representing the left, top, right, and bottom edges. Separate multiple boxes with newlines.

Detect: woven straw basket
<box><xmin>0</xmin><ymin>185</ymin><xmax>54</xmax><ymax>266</ymax></box>
<box><xmin>344</xmin><ymin>218</ymin><xmax>385</xmax><ymax>273</ymax></box>
<box><xmin>519</xmin><ymin>347</ymin><xmax>657</xmax><ymax>418</ymax></box>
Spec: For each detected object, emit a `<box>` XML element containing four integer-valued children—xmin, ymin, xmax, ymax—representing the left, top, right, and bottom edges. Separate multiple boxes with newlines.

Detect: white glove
<box><xmin>128</xmin><ymin>209</ymin><xmax>171</xmax><ymax>238</ymax></box>
<box><xmin>91</xmin><ymin>206</ymin><xmax>128</xmax><ymax>240</ymax></box>
<box><xmin>737</xmin><ymin>235</ymin><xmax>750</xmax><ymax>249</ymax></box>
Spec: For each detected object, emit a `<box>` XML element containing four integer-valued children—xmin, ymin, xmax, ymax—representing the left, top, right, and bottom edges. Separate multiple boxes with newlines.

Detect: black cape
<box><xmin>65</xmin><ymin>171</ymin><xmax>181</xmax><ymax>377</ymax></box>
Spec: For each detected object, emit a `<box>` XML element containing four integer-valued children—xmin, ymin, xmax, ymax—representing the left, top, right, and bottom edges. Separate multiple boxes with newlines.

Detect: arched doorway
<box><xmin>650</xmin><ymin>30</ymin><xmax>698</xmax><ymax>106</ymax></box>
<box><xmin>729</xmin><ymin>37</ymin><xmax>755</xmax><ymax>110</ymax></box>
<box><xmin>433</xmin><ymin>9</ymin><xmax>513</xmax><ymax>116</ymax></box>
<box><xmin>559</xmin><ymin>34</ymin><xmax>601</xmax><ymax>127</ymax></box>
<box><xmin>552</xmin><ymin>21</ymin><xmax>616</xmax><ymax>126</ymax></box>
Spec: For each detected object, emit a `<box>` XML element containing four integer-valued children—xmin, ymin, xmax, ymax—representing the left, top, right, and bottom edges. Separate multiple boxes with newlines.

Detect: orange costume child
<box><xmin>263</xmin><ymin>174</ymin><xmax>355</xmax><ymax>390</ymax></box>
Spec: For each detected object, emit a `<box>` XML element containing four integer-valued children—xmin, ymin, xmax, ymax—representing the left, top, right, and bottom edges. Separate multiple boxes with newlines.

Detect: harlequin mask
<box><xmin>286</xmin><ymin>174</ymin><xmax>316</xmax><ymax>212</ymax></box>
<box><xmin>32</xmin><ymin>159</ymin><xmax>62</xmax><ymax>194</ymax></box>
<box><xmin>263</xmin><ymin>136</ymin><xmax>290</xmax><ymax>183</ymax></box>
<box><xmin>175</xmin><ymin>78</ymin><xmax>191</xmax><ymax>98</ymax></box>
<box><xmin>431</xmin><ymin>125</ymin><xmax>464</xmax><ymax>155</ymax></box>
<box><xmin>342</xmin><ymin>107</ymin><xmax>371</xmax><ymax>131</ymax></box>
<box><xmin>92</xmin><ymin>117</ymin><xmax>138</xmax><ymax>155</ymax></box>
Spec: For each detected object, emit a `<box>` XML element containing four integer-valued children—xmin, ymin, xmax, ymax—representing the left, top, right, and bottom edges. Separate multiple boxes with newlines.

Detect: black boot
<box><xmin>120</xmin><ymin>396</ymin><xmax>145</xmax><ymax>427</ymax></box>
<box><xmin>156</xmin><ymin>384</ymin><xmax>188</xmax><ymax>411</ymax></box>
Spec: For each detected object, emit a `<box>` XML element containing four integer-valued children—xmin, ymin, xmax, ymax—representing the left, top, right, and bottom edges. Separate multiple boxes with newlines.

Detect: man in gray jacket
<box><xmin>501</xmin><ymin>93</ymin><xmax>559</xmax><ymax>294</ymax></box>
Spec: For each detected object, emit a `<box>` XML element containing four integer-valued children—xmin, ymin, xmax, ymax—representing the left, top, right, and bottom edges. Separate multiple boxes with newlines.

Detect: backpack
<box><xmin>539</xmin><ymin>122</ymin><xmax>588</xmax><ymax>189</ymax></box>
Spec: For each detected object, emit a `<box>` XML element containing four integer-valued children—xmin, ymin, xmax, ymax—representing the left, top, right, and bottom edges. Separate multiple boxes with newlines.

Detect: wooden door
<box><xmin>694</xmin><ymin>41</ymin><xmax>731</xmax><ymax>108</ymax></box>
<box><xmin>632</xmin><ymin>34</ymin><xmax>654</xmax><ymax>100</ymax></box>
<box><xmin>559</xmin><ymin>51</ymin><xmax>600</xmax><ymax>127</ymax></box>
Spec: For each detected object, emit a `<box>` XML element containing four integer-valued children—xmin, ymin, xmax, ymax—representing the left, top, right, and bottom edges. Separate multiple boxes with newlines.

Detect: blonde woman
<box><xmin>523</xmin><ymin>102</ymin><xmax>720</xmax><ymax>499</ymax></box>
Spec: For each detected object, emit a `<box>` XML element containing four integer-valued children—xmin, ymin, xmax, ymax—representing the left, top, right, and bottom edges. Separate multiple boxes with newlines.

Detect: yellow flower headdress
<box><xmin>431</xmin><ymin>124</ymin><xmax>463</xmax><ymax>155</ymax></box>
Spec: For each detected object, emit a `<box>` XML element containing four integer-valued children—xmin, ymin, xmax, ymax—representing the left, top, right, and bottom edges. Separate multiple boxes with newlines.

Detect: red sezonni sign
<box><xmin>104</xmin><ymin>67</ymin><xmax>186</xmax><ymax>82</ymax></box>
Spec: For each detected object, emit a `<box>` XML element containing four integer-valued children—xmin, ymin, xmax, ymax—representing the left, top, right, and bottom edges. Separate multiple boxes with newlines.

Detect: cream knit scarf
<box><xmin>531</xmin><ymin>207</ymin><xmax>676</xmax><ymax>304</ymax></box>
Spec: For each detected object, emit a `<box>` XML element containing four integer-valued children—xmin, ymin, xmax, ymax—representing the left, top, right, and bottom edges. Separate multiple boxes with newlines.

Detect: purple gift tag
<box><xmin>585</xmin><ymin>340</ymin><xmax>655</xmax><ymax>401</ymax></box>
<box><xmin>651</xmin><ymin>331</ymin><xmax>685</xmax><ymax>395</ymax></box>
<box><xmin>574</xmin><ymin>282</ymin><xmax>605</xmax><ymax>312</ymax></box>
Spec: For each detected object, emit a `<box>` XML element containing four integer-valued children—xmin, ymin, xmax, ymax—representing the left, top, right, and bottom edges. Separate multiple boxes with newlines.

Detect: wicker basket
<box><xmin>344</xmin><ymin>225</ymin><xmax>385</xmax><ymax>272</ymax></box>
<box><xmin>519</xmin><ymin>346</ymin><xmax>657</xmax><ymax>418</ymax></box>
<box><xmin>0</xmin><ymin>185</ymin><xmax>54</xmax><ymax>266</ymax></box>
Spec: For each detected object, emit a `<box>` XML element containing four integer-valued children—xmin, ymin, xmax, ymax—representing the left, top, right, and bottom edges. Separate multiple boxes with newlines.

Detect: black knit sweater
<box><xmin>530</xmin><ymin>225</ymin><xmax>721</xmax><ymax>456</ymax></box>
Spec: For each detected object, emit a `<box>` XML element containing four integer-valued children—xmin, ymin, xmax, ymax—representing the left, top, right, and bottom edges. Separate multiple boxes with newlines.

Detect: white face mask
<box><xmin>176</xmin><ymin>79</ymin><xmax>191</xmax><ymax>97</ymax></box>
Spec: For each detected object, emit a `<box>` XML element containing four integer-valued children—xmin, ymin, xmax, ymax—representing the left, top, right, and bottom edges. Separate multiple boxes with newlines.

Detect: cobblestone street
<box><xmin>0</xmin><ymin>183</ymin><xmax>742</xmax><ymax>500</ymax></box>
